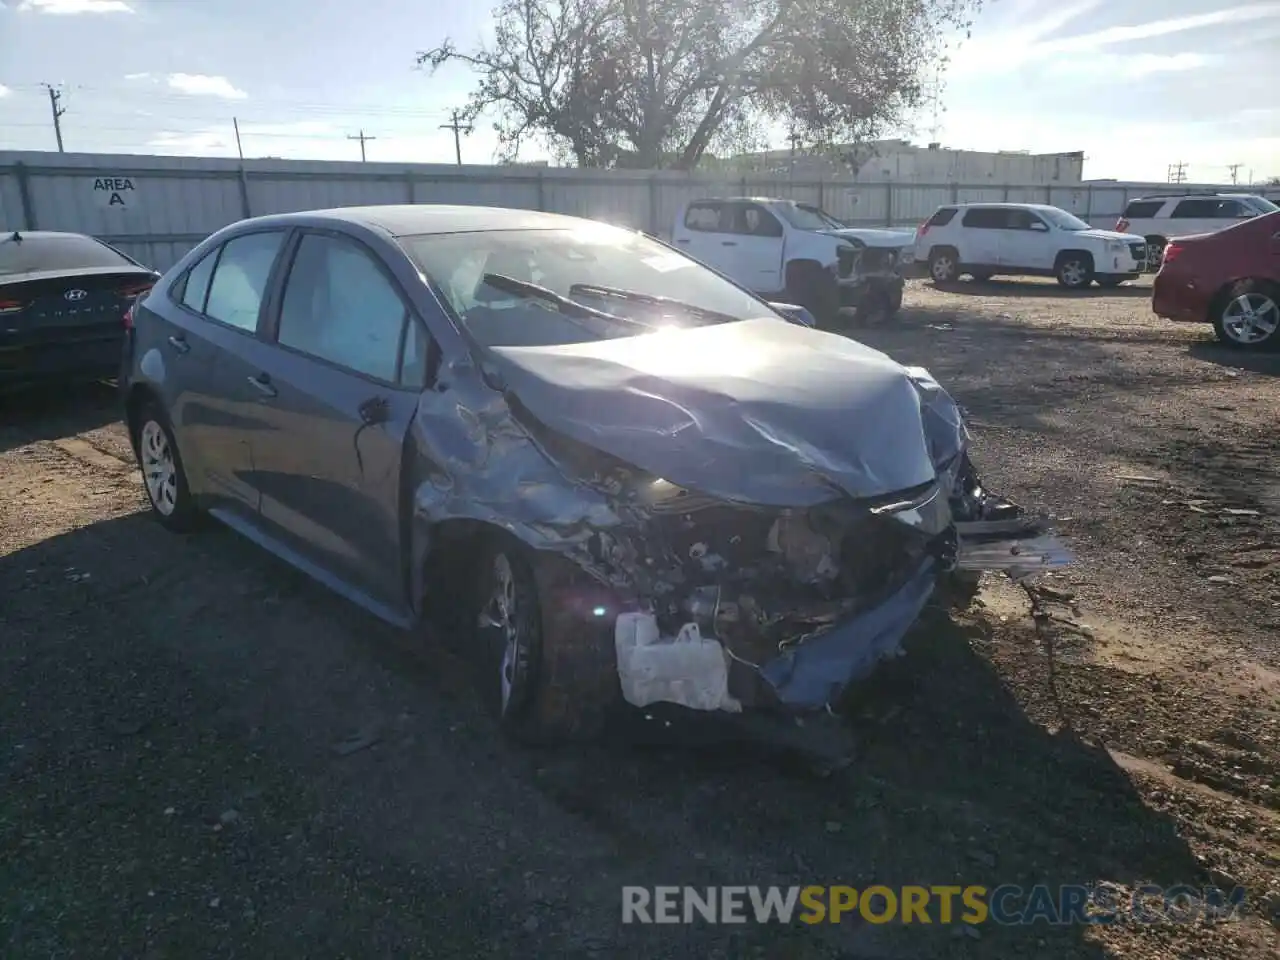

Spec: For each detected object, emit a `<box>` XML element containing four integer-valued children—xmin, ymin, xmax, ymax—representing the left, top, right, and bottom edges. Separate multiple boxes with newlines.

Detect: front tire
<box><xmin>1213</xmin><ymin>281</ymin><xmax>1280</xmax><ymax>351</ymax></box>
<box><xmin>1055</xmin><ymin>253</ymin><xmax>1094</xmax><ymax>290</ymax></box>
<box><xmin>470</xmin><ymin>540</ymin><xmax>618</xmax><ymax>743</ymax></box>
<box><xmin>785</xmin><ymin>261</ymin><xmax>840</xmax><ymax>329</ymax></box>
<box><xmin>135</xmin><ymin>402</ymin><xmax>200</xmax><ymax>532</ymax></box>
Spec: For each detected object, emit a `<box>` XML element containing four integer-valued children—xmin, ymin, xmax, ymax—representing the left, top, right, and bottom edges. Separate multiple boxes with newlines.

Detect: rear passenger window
<box><xmin>1122</xmin><ymin>200</ymin><xmax>1163</xmax><ymax>219</ymax></box>
<box><xmin>1171</xmin><ymin>199</ymin><xmax>1217</xmax><ymax>218</ymax></box>
<box><xmin>684</xmin><ymin>203</ymin><xmax>726</xmax><ymax>232</ymax></box>
<box><xmin>204</xmin><ymin>231</ymin><xmax>285</xmax><ymax>332</ymax></box>
<box><xmin>960</xmin><ymin>208</ymin><xmax>1007</xmax><ymax>229</ymax></box>
<box><xmin>926</xmin><ymin>208</ymin><xmax>957</xmax><ymax>226</ymax></box>
<box><xmin>179</xmin><ymin>249</ymin><xmax>218</xmax><ymax>313</ymax></box>
<box><xmin>277</xmin><ymin>233</ymin><xmax>408</xmax><ymax>383</ymax></box>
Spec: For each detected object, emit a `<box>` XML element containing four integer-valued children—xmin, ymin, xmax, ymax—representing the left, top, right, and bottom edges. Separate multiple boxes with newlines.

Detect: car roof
<box><xmin>688</xmin><ymin>197</ymin><xmax>800</xmax><ymax>205</ymax></box>
<box><xmin>233</xmin><ymin>204</ymin><xmax>610</xmax><ymax>238</ymax></box>
<box><xmin>1</xmin><ymin>230</ymin><xmax>96</xmax><ymax>241</ymax></box>
<box><xmin>942</xmin><ymin>202</ymin><xmax>1060</xmax><ymax>211</ymax></box>
<box><xmin>1130</xmin><ymin>193</ymin><xmax>1261</xmax><ymax>202</ymax></box>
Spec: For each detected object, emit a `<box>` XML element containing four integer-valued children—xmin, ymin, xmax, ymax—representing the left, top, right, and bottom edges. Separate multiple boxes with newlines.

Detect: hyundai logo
<box><xmin>64</xmin><ymin>289</ymin><xmax>88</xmax><ymax>302</ymax></box>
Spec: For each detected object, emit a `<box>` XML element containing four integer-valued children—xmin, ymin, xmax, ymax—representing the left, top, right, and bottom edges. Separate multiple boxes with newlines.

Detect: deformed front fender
<box><xmin>405</xmin><ymin>357</ymin><xmax>632</xmax><ymax>616</ymax></box>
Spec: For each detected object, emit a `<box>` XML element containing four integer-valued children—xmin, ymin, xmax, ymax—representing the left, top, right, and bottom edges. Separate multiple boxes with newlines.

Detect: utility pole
<box><xmin>43</xmin><ymin>83</ymin><xmax>66</xmax><ymax>153</ymax></box>
<box><xmin>1227</xmin><ymin>163</ymin><xmax>1242</xmax><ymax>185</ymax></box>
<box><xmin>347</xmin><ymin>129</ymin><xmax>376</xmax><ymax>162</ymax></box>
<box><xmin>1167</xmin><ymin>161</ymin><xmax>1187</xmax><ymax>184</ymax></box>
<box><xmin>786</xmin><ymin>127</ymin><xmax>803</xmax><ymax>181</ymax></box>
<box><xmin>439</xmin><ymin>110</ymin><xmax>472</xmax><ymax>166</ymax></box>
<box><xmin>233</xmin><ymin>117</ymin><xmax>244</xmax><ymax>160</ymax></box>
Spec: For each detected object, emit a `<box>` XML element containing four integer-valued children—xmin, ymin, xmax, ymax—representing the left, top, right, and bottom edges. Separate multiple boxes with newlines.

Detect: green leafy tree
<box><xmin>419</xmin><ymin>0</ymin><xmax>981</xmax><ymax>168</ymax></box>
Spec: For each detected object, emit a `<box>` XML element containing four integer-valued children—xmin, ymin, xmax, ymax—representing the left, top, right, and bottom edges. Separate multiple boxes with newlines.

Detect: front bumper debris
<box><xmin>954</xmin><ymin>518</ymin><xmax>1074</xmax><ymax>580</ymax></box>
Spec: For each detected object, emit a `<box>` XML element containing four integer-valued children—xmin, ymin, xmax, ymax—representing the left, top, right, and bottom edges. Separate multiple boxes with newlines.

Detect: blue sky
<box><xmin>0</xmin><ymin>0</ymin><xmax>1277</xmax><ymax>182</ymax></box>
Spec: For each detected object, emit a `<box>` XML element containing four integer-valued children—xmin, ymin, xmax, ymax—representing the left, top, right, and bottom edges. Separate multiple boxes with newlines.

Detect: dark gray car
<box><xmin>120</xmin><ymin>204</ymin><xmax>1070</xmax><ymax>743</ymax></box>
<box><xmin>1</xmin><ymin>230</ymin><xmax>157</xmax><ymax>391</ymax></box>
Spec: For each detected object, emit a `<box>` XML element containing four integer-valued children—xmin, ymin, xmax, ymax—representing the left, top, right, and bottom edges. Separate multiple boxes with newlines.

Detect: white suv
<box><xmin>914</xmin><ymin>203</ymin><xmax>1146</xmax><ymax>290</ymax></box>
<box><xmin>1115</xmin><ymin>193</ymin><xmax>1279</xmax><ymax>268</ymax></box>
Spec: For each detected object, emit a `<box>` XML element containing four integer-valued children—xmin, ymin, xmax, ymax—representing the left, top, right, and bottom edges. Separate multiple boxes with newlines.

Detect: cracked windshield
<box><xmin>1</xmin><ymin>1</ymin><xmax>1277</xmax><ymax>959</ymax></box>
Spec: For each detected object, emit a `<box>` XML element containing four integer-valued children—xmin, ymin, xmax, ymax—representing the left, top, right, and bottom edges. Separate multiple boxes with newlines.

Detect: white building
<box><xmin>727</xmin><ymin>139</ymin><xmax>1085</xmax><ymax>185</ymax></box>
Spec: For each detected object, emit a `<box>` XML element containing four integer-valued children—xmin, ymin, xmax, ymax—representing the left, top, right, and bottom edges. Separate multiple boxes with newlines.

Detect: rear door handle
<box><xmin>721</xmin><ymin>241</ymin><xmax>738</xmax><ymax>247</ymax></box>
<box><xmin>675</xmin><ymin>238</ymin><xmax>690</xmax><ymax>245</ymax></box>
<box><xmin>247</xmin><ymin>373</ymin><xmax>277</xmax><ymax>398</ymax></box>
<box><xmin>166</xmin><ymin>335</ymin><xmax>190</xmax><ymax>355</ymax></box>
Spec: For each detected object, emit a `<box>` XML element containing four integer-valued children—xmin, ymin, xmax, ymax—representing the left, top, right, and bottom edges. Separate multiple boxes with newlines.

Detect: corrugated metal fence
<box><xmin>3</xmin><ymin>150</ymin><xmax>1277</xmax><ymax>272</ymax></box>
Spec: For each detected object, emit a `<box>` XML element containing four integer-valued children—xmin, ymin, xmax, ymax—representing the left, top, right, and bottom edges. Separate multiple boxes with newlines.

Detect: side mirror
<box><xmin>767</xmin><ymin>302</ymin><xmax>816</xmax><ymax>327</ymax></box>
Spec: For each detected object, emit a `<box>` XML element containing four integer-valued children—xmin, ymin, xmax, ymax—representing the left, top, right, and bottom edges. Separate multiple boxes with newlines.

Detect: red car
<box><xmin>1153</xmin><ymin>210</ymin><xmax>1280</xmax><ymax>351</ymax></box>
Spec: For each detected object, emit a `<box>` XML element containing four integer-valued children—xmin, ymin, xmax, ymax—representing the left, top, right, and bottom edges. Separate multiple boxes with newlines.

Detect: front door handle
<box><xmin>721</xmin><ymin>240</ymin><xmax>738</xmax><ymax>247</ymax></box>
<box><xmin>247</xmin><ymin>373</ymin><xmax>277</xmax><ymax>398</ymax></box>
<box><xmin>166</xmin><ymin>335</ymin><xmax>190</xmax><ymax>355</ymax></box>
<box><xmin>675</xmin><ymin>238</ymin><xmax>690</xmax><ymax>245</ymax></box>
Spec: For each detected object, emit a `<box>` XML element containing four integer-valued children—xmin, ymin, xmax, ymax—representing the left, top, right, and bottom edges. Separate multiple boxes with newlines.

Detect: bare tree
<box><xmin>419</xmin><ymin>0</ymin><xmax>981</xmax><ymax>169</ymax></box>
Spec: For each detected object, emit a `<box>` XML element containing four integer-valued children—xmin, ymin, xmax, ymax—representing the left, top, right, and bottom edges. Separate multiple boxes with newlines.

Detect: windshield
<box><xmin>0</xmin><ymin>233</ymin><xmax>137</xmax><ymax>277</ymax></box>
<box><xmin>1245</xmin><ymin>196</ymin><xmax>1279</xmax><ymax>214</ymax></box>
<box><xmin>1038</xmin><ymin>207</ymin><xmax>1093</xmax><ymax>231</ymax></box>
<box><xmin>400</xmin><ymin>224</ymin><xmax>778</xmax><ymax>349</ymax></box>
<box><xmin>777</xmin><ymin>203</ymin><xmax>845</xmax><ymax>231</ymax></box>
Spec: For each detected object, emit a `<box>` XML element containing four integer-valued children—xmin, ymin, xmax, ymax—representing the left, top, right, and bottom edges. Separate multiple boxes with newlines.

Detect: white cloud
<box><xmin>0</xmin><ymin>84</ymin><xmax>11</xmax><ymax>98</ymax></box>
<box><xmin>166</xmin><ymin>73</ymin><xmax>248</xmax><ymax>100</ymax></box>
<box><xmin>950</xmin><ymin>3</ymin><xmax>1280</xmax><ymax>77</ymax></box>
<box><xmin>17</xmin><ymin>0</ymin><xmax>134</xmax><ymax>14</ymax></box>
<box><xmin>1124</xmin><ymin>52</ymin><xmax>1208</xmax><ymax>78</ymax></box>
<box><xmin>123</xmin><ymin>72</ymin><xmax>153</xmax><ymax>82</ymax></box>
<box><xmin>1041</xmin><ymin>4</ymin><xmax>1280</xmax><ymax>55</ymax></box>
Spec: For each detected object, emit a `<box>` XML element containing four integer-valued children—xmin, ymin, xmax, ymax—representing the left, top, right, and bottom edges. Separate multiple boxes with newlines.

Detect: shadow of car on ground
<box><xmin>926</xmin><ymin>279</ymin><xmax>1152</xmax><ymax>299</ymax></box>
<box><xmin>0</xmin><ymin>380</ymin><xmax>122</xmax><ymax>456</ymax></box>
<box><xmin>0</xmin><ymin>509</ymin><xmax>1216</xmax><ymax>958</ymax></box>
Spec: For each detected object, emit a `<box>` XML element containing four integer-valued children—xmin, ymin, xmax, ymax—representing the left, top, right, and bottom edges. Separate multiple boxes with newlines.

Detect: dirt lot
<box><xmin>2</xmin><ymin>277</ymin><xmax>1278</xmax><ymax>959</ymax></box>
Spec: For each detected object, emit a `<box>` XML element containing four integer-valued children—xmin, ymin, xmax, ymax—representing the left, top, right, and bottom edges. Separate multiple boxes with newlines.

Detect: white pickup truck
<box><xmin>671</xmin><ymin>197</ymin><xmax>916</xmax><ymax>328</ymax></box>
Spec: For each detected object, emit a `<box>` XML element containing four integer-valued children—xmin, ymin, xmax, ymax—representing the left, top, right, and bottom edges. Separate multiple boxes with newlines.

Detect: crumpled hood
<box><xmin>490</xmin><ymin>318</ymin><xmax>939</xmax><ymax>506</ymax></box>
<box><xmin>822</xmin><ymin>227</ymin><xmax>917</xmax><ymax>248</ymax></box>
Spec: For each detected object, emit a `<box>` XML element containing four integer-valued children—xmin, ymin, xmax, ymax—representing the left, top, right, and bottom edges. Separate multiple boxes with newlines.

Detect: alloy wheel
<box><xmin>1221</xmin><ymin>292</ymin><xmax>1280</xmax><ymax>346</ymax></box>
<box><xmin>930</xmin><ymin>255</ymin><xmax>955</xmax><ymax>282</ymax></box>
<box><xmin>1059</xmin><ymin>259</ymin><xmax>1088</xmax><ymax>288</ymax></box>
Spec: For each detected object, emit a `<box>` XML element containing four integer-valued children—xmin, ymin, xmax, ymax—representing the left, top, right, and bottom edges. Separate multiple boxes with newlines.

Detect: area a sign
<box><xmin>92</xmin><ymin>176</ymin><xmax>137</xmax><ymax>210</ymax></box>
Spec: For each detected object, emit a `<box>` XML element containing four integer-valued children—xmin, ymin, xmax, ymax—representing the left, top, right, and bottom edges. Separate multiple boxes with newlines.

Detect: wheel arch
<box><xmin>124</xmin><ymin>382</ymin><xmax>161</xmax><ymax>457</ymax></box>
<box><xmin>1054</xmin><ymin>248</ymin><xmax>1095</xmax><ymax>269</ymax></box>
<box><xmin>1207</xmin><ymin>276</ymin><xmax>1277</xmax><ymax>324</ymax></box>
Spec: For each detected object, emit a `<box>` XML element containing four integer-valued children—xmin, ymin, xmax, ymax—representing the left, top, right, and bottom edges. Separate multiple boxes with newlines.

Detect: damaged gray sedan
<box><xmin>120</xmin><ymin>205</ymin><xmax>1071</xmax><ymax>742</ymax></box>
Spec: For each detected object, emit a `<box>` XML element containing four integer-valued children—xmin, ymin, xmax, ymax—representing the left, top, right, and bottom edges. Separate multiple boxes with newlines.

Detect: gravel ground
<box><xmin>1</xmin><ymin>277</ymin><xmax>1278</xmax><ymax>959</ymax></box>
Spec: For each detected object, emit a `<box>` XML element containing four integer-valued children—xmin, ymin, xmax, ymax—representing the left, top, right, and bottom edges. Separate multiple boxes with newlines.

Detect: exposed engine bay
<box><xmin>522</xmin><ymin>409</ymin><xmax>1071</xmax><ymax>714</ymax></box>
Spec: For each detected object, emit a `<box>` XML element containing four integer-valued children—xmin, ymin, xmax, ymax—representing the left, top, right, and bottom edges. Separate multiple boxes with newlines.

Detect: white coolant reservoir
<box><xmin>614</xmin><ymin>613</ymin><xmax>742</xmax><ymax>713</ymax></box>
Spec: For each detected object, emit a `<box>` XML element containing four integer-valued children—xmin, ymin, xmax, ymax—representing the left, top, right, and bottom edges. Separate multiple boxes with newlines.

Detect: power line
<box><xmin>1167</xmin><ymin>161</ymin><xmax>1187</xmax><ymax>184</ymax></box>
<box><xmin>347</xmin><ymin>129</ymin><xmax>376</xmax><ymax>162</ymax></box>
<box><xmin>439</xmin><ymin>110</ymin><xmax>473</xmax><ymax>166</ymax></box>
<box><xmin>1227</xmin><ymin>163</ymin><xmax>1242</xmax><ymax>185</ymax></box>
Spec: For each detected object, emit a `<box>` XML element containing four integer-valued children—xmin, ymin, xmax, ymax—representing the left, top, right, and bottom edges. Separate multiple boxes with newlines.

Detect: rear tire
<box><xmin>134</xmin><ymin>401</ymin><xmax>201</xmax><ymax>532</ymax></box>
<box><xmin>929</xmin><ymin>248</ymin><xmax>959</xmax><ymax>284</ymax></box>
<box><xmin>785</xmin><ymin>261</ymin><xmax>841</xmax><ymax>329</ymax></box>
<box><xmin>1212</xmin><ymin>280</ymin><xmax>1280</xmax><ymax>351</ymax></box>
<box><xmin>1055</xmin><ymin>253</ymin><xmax>1094</xmax><ymax>290</ymax></box>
